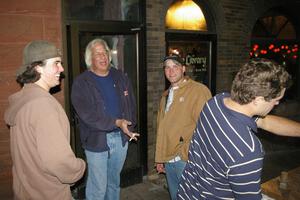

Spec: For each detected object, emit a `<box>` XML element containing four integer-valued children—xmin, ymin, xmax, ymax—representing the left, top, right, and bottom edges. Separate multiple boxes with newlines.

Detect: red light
<box><xmin>269</xmin><ymin>44</ymin><xmax>274</xmax><ymax>50</ymax></box>
<box><xmin>260</xmin><ymin>50</ymin><xmax>267</xmax><ymax>54</ymax></box>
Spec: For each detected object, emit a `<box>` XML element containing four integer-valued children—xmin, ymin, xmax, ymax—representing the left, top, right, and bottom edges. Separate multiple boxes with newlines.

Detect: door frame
<box><xmin>64</xmin><ymin>21</ymin><xmax>148</xmax><ymax>188</ymax></box>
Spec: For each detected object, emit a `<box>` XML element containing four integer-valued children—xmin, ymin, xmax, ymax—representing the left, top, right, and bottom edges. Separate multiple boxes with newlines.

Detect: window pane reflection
<box><xmin>167</xmin><ymin>41</ymin><xmax>212</xmax><ymax>88</ymax></box>
<box><xmin>65</xmin><ymin>0</ymin><xmax>140</xmax><ymax>22</ymax></box>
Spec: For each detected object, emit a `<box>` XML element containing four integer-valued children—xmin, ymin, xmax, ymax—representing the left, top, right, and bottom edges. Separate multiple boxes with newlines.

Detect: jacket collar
<box><xmin>163</xmin><ymin>76</ymin><xmax>191</xmax><ymax>97</ymax></box>
<box><xmin>82</xmin><ymin>67</ymin><xmax>119</xmax><ymax>84</ymax></box>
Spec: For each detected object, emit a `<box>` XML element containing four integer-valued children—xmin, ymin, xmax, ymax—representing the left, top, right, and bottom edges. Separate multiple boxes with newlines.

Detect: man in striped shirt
<box><xmin>178</xmin><ymin>58</ymin><xmax>300</xmax><ymax>200</ymax></box>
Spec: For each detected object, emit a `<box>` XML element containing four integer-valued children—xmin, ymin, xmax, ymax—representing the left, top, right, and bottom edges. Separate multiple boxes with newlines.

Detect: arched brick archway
<box><xmin>251</xmin><ymin>10</ymin><xmax>299</xmax><ymax>100</ymax></box>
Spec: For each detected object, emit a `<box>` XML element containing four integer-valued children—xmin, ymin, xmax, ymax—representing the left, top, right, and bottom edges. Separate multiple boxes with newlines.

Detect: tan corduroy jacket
<box><xmin>155</xmin><ymin>78</ymin><xmax>212</xmax><ymax>163</ymax></box>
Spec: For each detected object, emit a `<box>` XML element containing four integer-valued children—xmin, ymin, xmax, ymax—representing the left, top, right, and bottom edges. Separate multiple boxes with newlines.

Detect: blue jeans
<box><xmin>165</xmin><ymin>160</ymin><xmax>186</xmax><ymax>200</ymax></box>
<box><xmin>85</xmin><ymin>131</ymin><xmax>128</xmax><ymax>200</ymax></box>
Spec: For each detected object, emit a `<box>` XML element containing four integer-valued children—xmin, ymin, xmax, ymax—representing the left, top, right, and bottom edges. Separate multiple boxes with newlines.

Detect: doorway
<box><xmin>66</xmin><ymin>22</ymin><xmax>147</xmax><ymax>196</ymax></box>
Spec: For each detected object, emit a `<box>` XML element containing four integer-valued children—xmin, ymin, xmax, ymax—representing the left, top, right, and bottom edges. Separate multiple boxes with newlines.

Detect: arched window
<box><xmin>165</xmin><ymin>0</ymin><xmax>207</xmax><ymax>31</ymax></box>
<box><xmin>250</xmin><ymin>13</ymin><xmax>299</xmax><ymax>100</ymax></box>
<box><xmin>252</xmin><ymin>15</ymin><xmax>296</xmax><ymax>39</ymax></box>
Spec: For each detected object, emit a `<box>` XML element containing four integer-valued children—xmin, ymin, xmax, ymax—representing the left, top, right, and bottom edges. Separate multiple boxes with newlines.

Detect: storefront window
<box><xmin>251</xmin><ymin>14</ymin><xmax>299</xmax><ymax>100</ymax></box>
<box><xmin>165</xmin><ymin>33</ymin><xmax>216</xmax><ymax>93</ymax></box>
<box><xmin>168</xmin><ymin>41</ymin><xmax>210</xmax><ymax>85</ymax></box>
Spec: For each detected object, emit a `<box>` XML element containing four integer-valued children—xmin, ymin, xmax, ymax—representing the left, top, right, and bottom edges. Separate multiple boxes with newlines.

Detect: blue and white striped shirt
<box><xmin>177</xmin><ymin>93</ymin><xmax>264</xmax><ymax>200</ymax></box>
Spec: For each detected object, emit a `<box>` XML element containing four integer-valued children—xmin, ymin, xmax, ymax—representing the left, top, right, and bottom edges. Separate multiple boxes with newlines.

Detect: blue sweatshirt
<box><xmin>71</xmin><ymin>67</ymin><xmax>137</xmax><ymax>152</ymax></box>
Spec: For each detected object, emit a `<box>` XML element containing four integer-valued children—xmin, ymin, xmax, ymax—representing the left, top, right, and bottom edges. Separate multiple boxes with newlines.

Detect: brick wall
<box><xmin>215</xmin><ymin>0</ymin><xmax>254</xmax><ymax>92</ymax></box>
<box><xmin>0</xmin><ymin>0</ymin><xmax>63</xmax><ymax>186</ymax></box>
<box><xmin>146</xmin><ymin>0</ymin><xmax>171</xmax><ymax>173</ymax></box>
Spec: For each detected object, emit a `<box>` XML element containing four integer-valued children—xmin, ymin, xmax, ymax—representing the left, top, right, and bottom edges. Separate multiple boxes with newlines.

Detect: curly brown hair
<box><xmin>231</xmin><ymin>58</ymin><xmax>291</xmax><ymax>104</ymax></box>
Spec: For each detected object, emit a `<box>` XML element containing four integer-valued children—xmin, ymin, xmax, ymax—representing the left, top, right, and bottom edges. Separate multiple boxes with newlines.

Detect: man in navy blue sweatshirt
<box><xmin>71</xmin><ymin>38</ymin><xmax>139</xmax><ymax>200</ymax></box>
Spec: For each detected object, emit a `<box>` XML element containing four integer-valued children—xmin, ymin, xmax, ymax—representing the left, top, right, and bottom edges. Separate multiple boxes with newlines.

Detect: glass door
<box><xmin>66</xmin><ymin>22</ymin><xmax>146</xmax><ymax>197</ymax></box>
<box><xmin>77</xmin><ymin>33</ymin><xmax>138</xmax><ymax>96</ymax></box>
<box><xmin>165</xmin><ymin>32</ymin><xmax>216</xmax><ymax>94</ymax></box>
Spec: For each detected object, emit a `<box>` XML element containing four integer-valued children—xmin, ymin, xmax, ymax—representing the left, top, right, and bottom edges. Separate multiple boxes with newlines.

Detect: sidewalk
<box><xmin>0</xmin><ymin>174</ymin><xmax>170</xmax><ymax>200</ymax></box>
<box><xmin>120</xmin><ymin>174</ymin><xmax>170</xmax><ymax>200</ymax></box>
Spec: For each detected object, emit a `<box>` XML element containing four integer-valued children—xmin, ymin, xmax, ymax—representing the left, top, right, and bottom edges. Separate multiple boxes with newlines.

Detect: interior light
<box><xmin>165</xmin><ymin>0</ymin><xmax>207</xmax><ymax>31</ymax></box>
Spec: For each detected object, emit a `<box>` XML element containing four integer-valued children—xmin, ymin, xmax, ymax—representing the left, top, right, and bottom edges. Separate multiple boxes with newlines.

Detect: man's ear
<box><xmin>253</xmin><ymin>96</ymin><xmax>264</xmax><ymax>105</ymax></box>
<box><xmin>35</xmin><ymin>65</ymin><xmax>43</xmax><ymax>74</ymax></box>
<box><xmin>182</xmin><ymin>65</ymin><xmax>186</xmax><ymax>73</ymax></box>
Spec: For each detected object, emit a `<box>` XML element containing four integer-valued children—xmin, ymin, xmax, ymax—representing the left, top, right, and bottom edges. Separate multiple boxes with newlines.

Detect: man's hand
<box><xmin>156</xmin><ymin>163</ymin><xmax>165</xmax><ymax>174</ymax></box>
<box><xmin>115</xmin><ymin>119</ymin><xmax>140</xmax><ymax>141</ymax></box>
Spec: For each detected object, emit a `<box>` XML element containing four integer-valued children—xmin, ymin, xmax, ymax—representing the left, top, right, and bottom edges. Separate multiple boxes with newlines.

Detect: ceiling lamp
<box><xmin>165</xmin><ymin>0</ymin><xmax>207</xmax><ymax>31</ymax></box>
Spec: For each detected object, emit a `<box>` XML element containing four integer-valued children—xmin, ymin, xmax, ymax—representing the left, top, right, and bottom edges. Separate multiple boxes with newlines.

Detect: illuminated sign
<box><xmin>185</xmin><ymin>55</ymin><xmax>207</xmax><ymax>72</ymax></box>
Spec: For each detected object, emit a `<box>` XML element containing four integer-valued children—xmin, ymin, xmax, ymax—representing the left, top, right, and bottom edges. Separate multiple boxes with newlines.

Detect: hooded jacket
<box><xmin>155</xmin><ymin>78</ymin><xmax>212</xmax><ymax>162</ymax></box>
<box><xmin>4</xmin><ymin>84</ymin><xmax>86</xmax><ymax>200</ymax></box>
<box><xmin>71</xmin><ymin>67</ymin><xmax>137</xmax><ymax>152</ymax></box>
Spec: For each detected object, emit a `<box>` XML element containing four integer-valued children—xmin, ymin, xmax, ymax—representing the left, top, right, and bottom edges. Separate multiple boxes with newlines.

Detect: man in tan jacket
<box><xmin>155</xmin><ymin>54</ymin><xmax>212</xmax><ymax>200</ymax></box>
<box><xmin>4</xmin><ymin>40</ymin><xmax>86</xmax><ymax>200</ymax></box>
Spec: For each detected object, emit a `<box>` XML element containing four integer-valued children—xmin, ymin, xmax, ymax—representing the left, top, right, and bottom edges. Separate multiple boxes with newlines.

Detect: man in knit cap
<box><xmin>4</xmin><ymin>40</ymin><xmax>86</xmax><ymax>200</ymax></box>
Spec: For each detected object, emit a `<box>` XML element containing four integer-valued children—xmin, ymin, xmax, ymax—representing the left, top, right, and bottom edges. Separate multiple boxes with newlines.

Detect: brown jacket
<box><xmin>4</xmin><ymin>84</ymin><xmax>86</xmax><ymax>200</ymax></box>
<box><xmin>155</xmin><ymin>78</ymin><xmax>212</xmax><ymax>162</ymax></box>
